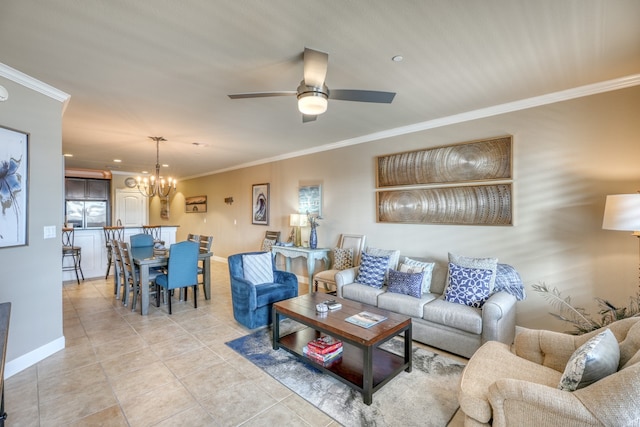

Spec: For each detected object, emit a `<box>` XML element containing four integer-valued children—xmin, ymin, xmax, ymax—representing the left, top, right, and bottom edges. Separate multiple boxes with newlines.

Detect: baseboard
<box><xmin>211</xmin><ymin>255</ymin><xmax>227</xmax><ymax>263</ymax></box>
<box><xmin>4</xmin><ymin>335</ymin><xmax>65</xmax><ymax>379</ymax></box>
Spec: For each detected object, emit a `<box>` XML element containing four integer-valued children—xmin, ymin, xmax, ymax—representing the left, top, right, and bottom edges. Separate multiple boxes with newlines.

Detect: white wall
<box><xmin>154</xmin><ymin>85</ymin><xmax>640</xmax><ymax>332</ymax></box>
<box><xmin>0</xmin><ymin>66</ymin><xmax>68</xmax><ymax>375</ymax></box>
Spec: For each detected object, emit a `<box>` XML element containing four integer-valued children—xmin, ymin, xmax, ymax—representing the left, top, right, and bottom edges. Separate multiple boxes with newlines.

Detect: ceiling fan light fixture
<box><xmin>297</xmin><ymin>90</ymin><xmax>328</xmax><ymax>115</ymax></box>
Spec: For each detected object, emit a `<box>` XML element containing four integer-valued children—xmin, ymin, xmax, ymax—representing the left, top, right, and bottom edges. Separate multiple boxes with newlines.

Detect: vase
<box><xmin>309</xmin><ymin>227</ymin><xmax>318</xmax><ymax>249</ymax></box>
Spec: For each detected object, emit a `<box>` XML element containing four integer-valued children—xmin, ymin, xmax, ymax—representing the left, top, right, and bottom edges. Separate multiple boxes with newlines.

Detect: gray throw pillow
<box><xmin>558</xmin><ymin>329</ymin><xmax>620</xmax><ymax>391</ymax></box>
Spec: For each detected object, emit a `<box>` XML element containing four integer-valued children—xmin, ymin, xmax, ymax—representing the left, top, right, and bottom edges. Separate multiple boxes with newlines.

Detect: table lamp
<box><xmin>289</xmin><ymin>214</ymin><xmax>308</xmax><ymax>246</ymax></box>
<box><xmin>602</xmin><ymin>193</ymin><xmax>640</xmax><ymax>288</ymax></box>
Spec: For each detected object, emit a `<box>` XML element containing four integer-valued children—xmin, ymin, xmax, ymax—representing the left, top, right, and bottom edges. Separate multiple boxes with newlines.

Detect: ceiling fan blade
<box><xmin>302</xmin><ymin>114</ymin><xmax>317</xmax><ymax>123</ymax></box>
<box><xmin>303</xmin><ymin>48</ymin><xmax>328</xmax><ymax>88</ymax></box>
<box><xmin>329</xmin><ymin>89</ymin><xmax>396</xmax><ymax>103</ymax></box>
<box><xmin>228</xmin><ymin>91</ymin><xmax>296</xmax><ymax>99</ymax></box>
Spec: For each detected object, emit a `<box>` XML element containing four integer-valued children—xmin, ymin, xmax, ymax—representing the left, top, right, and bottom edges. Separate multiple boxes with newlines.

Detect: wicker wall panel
<box><xmin>377</xmin><ymin>184</ymin><xmax>512</xmax><ymax>225</ymax></box>
<box><xmin>376</xmin><ymin>136</ymin><xmax>512</xmax><ymax>188</ymax></box>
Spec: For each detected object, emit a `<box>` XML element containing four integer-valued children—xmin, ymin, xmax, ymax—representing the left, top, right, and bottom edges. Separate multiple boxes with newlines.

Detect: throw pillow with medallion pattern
<box><xmin>445</xmin><ymin>262</ymin><xmax>493</xmax><ymax>308</ymax></box>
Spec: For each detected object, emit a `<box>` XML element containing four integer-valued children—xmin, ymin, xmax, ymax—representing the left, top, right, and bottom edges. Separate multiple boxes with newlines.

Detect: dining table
<box><xmin>132</xmin><ymin>246</ymin><xmax>213</xmax><ymax>315</ymax></box>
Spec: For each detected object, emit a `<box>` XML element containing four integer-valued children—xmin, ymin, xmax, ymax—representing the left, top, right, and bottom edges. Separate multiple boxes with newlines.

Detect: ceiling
<box><xmin>1</xmin><ymin>1</ymin><xmax>639</xmax><ymax>180</ymax></box>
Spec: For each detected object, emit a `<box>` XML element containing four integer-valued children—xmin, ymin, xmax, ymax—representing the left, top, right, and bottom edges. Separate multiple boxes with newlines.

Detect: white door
<box><xmin>115</xmin><ymin>189</ymin><xmax>148</xmax><ymax>226</ymax></box>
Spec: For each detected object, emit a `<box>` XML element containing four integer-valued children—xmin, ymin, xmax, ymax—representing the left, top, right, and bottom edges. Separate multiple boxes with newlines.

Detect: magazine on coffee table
<box><xmin>345</xmin><ymin>311</ymin><xmax>387</xmax><ymax>328</ymax></box>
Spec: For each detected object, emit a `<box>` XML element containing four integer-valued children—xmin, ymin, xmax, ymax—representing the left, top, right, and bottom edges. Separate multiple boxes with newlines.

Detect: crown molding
<box><xmin>168</xmin><ymin>73</ymin><xmax>640</xmax><ymax>180</ymax></box>
<box><xmin>0</xmin><ymin>62</ymin><xmax>71</xmax><ymax>113</ymax></box>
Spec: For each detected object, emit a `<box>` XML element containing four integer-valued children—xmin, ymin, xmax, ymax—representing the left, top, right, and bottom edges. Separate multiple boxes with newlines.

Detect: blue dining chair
<box><xmin>155</xmin><ymin>240</ymin><xmax>199</xmax><ymax>314</ymax></box>
<box><xmin>130</xmin><ymin>233</ymin><xmax>154</xmax><ymax>248</ymax></box>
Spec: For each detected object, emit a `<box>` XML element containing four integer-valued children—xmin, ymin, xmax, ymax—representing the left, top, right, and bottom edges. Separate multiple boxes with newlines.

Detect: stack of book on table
<box><xmin>303</xmin><ymin>335</ymin><xmax>343</xmax><ymax>367</ymax></box>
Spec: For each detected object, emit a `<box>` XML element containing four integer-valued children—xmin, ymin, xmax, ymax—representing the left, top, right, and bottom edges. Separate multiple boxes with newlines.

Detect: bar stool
<box><xmin>62</xmin><ymin>227</ymin><xmax>84</xmax><ymax>284</ymax></box>
<box><xmin>103</xmin><ymin>226</ymin><xmax>124</xmax><ymax>279</ymax></box>
<box><xmin>142</xmin><ymin>225</ymin><xmax>163</xmax><ymax>244</ymax></box>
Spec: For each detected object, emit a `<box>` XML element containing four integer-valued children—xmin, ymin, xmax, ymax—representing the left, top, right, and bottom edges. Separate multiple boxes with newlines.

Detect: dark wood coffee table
<box><xmin>272</xmin><ymin>293</ymin><xmax>412</xmax><ymax>405</ymax></box>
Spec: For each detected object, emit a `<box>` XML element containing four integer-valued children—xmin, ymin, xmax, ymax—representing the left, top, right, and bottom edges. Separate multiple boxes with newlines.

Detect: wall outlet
<box><xmin>43</xmin><ymin>225</ymin><xmax>56</xmax><ymax>239</ymax></box>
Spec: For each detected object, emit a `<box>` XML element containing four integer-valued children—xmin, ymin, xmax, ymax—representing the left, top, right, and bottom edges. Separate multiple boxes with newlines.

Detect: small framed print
<box><xmin>252</xmin><ymin>183</ymin><xmax>269</xmax><ymax>225</ymax></box>
<box><xmin>185</xmin><ymin>195</ymin><xmax>207</xmax><ymax>213</ymax></box>
<box><xmin>298</xmin><ymin>184</ymin><xmax>322</xmax><ymax>217</ymax></box>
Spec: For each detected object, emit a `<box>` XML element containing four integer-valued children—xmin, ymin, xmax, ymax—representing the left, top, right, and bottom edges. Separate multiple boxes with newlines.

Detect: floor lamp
<box><xmin>602</xmin><ymin>193</ymin><xmax>640</xmax><ymax>289</ymax></box>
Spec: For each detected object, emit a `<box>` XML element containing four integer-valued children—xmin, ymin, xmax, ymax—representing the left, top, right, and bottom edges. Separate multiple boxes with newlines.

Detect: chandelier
<box><xmin>137</xmin><ymin>136</ymin><xmax>177</xmax><ymax>198</ymax></box>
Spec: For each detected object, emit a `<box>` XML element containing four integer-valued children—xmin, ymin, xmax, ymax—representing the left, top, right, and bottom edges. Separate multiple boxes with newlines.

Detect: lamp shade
<box><xmin>290</xmin><ymin>214</ymin><xmax>301</xmax><ymax>227</ymax></box>
<box><xmin>602</xmin><ymin>194</ymin><xmax>640</xmax><ymax>231</ymax></box>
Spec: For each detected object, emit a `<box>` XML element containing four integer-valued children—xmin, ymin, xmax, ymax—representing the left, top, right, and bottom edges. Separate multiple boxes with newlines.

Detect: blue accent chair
<box><xmin>130</xmin><ymin>233</ymin><xmax>154</xmax><ymax>248</ymax></box>
<box><xmin>228</xmin><ymin>252</ymin><xmax>298</xmax><ymax>329</ymax></box>
<box><xmin>155</xmin><ymin>240</ymin><xmax>199</xmax><ymax>314</ymax></box>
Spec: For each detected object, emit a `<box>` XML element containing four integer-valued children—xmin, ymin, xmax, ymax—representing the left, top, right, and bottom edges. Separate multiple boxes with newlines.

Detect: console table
<box><xmin>271</xmin><ymin>246</ymin><xmax>331</xmax><ymax>293</ymax></box>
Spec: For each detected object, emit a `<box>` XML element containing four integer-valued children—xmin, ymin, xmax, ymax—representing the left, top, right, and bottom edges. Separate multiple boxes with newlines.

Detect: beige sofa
<box><xmin>458</xmin><ymin>317</ymin><xmax>640</xmax><ymax>426</ymax></box>
<box><xmin>334</xmin><ymin>254</ymin><xmax>522</xmax><ymax>358</ymax></box>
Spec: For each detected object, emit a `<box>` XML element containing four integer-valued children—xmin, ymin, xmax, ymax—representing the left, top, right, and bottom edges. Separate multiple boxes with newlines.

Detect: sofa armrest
<box><xmin>230</xmin><ymin>276</ymin><xmax>257</xmax><ymax>310</ymax></box>
<box><xmin>274</xmin><ymin>269</ymin><xmax>298</xmax><ymax>289</ymax></box>
<box><xmin>335</xmin><ymin>266</ymin><xmax>359</xmax><ymax>298</ymax></box>
<box><xmin>488</xmin><ymin>379</ymin><xmax>597</xmax><ymax>427</ymax></box>
<box><xmin>481</xmin><ymin>291</ymin><xmax>517</xmax><ymax>345</ymax></box>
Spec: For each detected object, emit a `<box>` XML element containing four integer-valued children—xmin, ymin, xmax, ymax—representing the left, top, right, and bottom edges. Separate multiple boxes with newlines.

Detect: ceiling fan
<box><xmin>228</xmin><ymin>47</ymin><xmax>396</xmax><ymax>122</ymax></box>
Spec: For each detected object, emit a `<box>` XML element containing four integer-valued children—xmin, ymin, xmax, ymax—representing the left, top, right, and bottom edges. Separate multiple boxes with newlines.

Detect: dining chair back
<box><xmin>118</xmin><ymin>240</ymin><xmax>137</xmax><ymax>307</ymax></box>
<box><xmin>103</xmin><ymin>226</ymin><xmax>124</xmax><ymax>279</ymax></box>
<box><xmin>194</xmin><ymin>235</ymin><xmax>213</xmax><ymax>299</ymax></box>
<box><xmin>155</xmin><ymin>240</ymin><xmax>199</xmax><ymax>314</ymax></box>
<box><xmin>313</xmin><ymin>233</ymin><xmax>367</xmax><ymax>293</ymax></box>
<box><xmin>130</xmin><ymin>233</ymin><xmax>154</xmax><ymax>248</ymax></box>
<box><xmin>111</xmin><ymin>239</ymin><xmax>125</xmax><ymax>301</ymax></box>
<box><xmin>62</xmin><ymin>227</ymin><xmax>84</xmax><ymax>284</ymax></box>
<box><xmin>119</xmin><ymin>240</ymin><xmax>162</xmax><ymax>311</ymax></box>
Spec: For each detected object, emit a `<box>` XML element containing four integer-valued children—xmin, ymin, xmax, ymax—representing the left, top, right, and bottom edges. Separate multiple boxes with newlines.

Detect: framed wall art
<box><xmin>298</xmin><ymin>184</ymin><xmax>322</xmax><ymax>216</ymax></box>
<box><xmin>377</xmin><ymin>136</ymin><xmax>512</xmax><ymax>188</ymax></box>
<box><xmin>0</xmin><ymin>126</ymin><xmax>29</xmax><ymax>248</ymax></box>
<box><xmin>377</xmin><ymin>183</ymin><xmax>512</xmax><ymax>226</ymax></box>
<box><xmin>185</xmin><ymin>195</ymin><xmax>207</xmax><ymax>213</ymax></box>
<box><xmin>252</xmin><ymin>183</ymin><xmax>269</xmax><ymax>225</ymax></box>
<box><xmin>160</xmin><ymin>198</ymin><xmax>170</xmax><ymax>219</ymax></box>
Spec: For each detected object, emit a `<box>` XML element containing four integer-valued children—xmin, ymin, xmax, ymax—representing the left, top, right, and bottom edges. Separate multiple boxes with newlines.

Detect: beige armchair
<box><xmin>313</xmin><ymin>234</ymin><xmax>366</xmax><ymax>293</ymax></box>
<box><xmin>458</xmin><ymin>317</ymin><xmax>640</xmax><ymax>426</ymax></box>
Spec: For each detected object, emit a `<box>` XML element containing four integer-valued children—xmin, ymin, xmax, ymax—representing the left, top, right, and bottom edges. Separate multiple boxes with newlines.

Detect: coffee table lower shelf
<box><xmin>274</xmin><ymin>326</ymin><xmax>410</xmax><ymax>405</ymax></box>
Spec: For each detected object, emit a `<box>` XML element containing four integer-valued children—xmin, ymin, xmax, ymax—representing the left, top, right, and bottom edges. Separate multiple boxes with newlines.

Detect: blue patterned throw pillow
<box><xmin>445</xmin><ymin>263</ymin><xmax>493</xmax><ymax>308</ymax></box>
<box><xmin>388</xmin><ymin>269</ymin><xmax>424</xmax><ymax>298</ymax></box>
<box><xmin>355</xmin><ymin>252</ymin><xmax>390</xmax><ymax>289</ymax></box>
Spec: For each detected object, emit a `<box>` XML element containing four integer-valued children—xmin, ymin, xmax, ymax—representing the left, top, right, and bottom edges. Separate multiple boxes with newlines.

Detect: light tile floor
<box><xmin>5</xmin><ymin>260</ymin><xmax>466</xmax><ymax>426</ymax></box>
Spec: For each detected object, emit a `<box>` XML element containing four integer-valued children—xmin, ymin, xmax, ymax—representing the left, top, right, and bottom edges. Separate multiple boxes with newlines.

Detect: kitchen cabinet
<box><xmin>65</xmin><ymin>178</ymin><xmax>109</xmax><ymax>200</ymax></box>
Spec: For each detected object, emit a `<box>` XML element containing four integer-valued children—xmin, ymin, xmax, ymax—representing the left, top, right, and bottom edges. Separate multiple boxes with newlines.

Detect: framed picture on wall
<box><xmin>299</xmin><ymin>184</ymin><xmax>322</xmax><ymax>217</ymax></box>
<box><xmin>160</xmin><ymin>198</ymin><xmax>170</xmax><ymax>219</ymax></box>
<box><xmin>185</xmin><ymin>195</ymin><xmax>207</xmax><ymax>213</ymax></box>
<box><xmin>252</xmin><ymin>183</ymin><xmax>269</xmax><ymax>225</ymax></box>
<box><xmin>0</xmin><ymin>126</ymin><xmax>29</xmax><ymax>248</ymax></box>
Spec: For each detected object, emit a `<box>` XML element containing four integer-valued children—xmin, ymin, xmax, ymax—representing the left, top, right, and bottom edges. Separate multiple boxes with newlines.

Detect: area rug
<box><xmin>225</xmin><ymin>322</ymin><xmax>465</xmax><ymax>427</ymax></box>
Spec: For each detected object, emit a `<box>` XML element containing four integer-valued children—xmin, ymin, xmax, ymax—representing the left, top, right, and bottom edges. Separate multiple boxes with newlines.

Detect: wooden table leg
<box><xmin>139</xmin><ymin>266</ymin><xmax>149</xmax><ymax>315</ymax></box>
<box><xmin>272</xmin><ymin>307</ymin><xmax>280</xmax><ymax>350</ymax></box>
<box><xmin>363</xmin><ymin>345</ymin><xmax>373</xmax><ymax>405</ymax></box>
<box><xmin>203</xmin><ymin>257</ymin><xmax>211</xmax><ymax>300</ymax></box>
